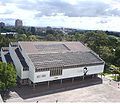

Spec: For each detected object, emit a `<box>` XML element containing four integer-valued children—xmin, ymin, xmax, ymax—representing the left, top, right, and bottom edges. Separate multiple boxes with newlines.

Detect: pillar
<box><xmin>72</xmin><ymin>77</ymin><xmax>74</xmax><ymax>83</ymax></box>
<box><xmin>60</xmin><ymin>79</ymin><xmax>62</xmax><ymax>84</ymax></box>
<box><xmin>48</xmin><ymin>81</ymin><xmax>49</xmax><ymax>87</ymax></box>
<box><xmin>33</xmin><ymin>83</ymin><xmax>35</xmax><ymax>89</ymax></box>
<box><xmin>83</xmin><ymin>76</ymin><xmax>85</xmax><ymax>80</ymax></box>
<box><xmin>28</xmin><ymin>79</ymin><xmax>32</xmax><ymax>86</ymax></box>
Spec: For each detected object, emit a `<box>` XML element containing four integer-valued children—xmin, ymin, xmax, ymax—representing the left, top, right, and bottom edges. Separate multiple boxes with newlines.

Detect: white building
<box><xmin>1</xmin><ymin>41</ymin><xmax>105</xmax><ymax>86</ymax></box>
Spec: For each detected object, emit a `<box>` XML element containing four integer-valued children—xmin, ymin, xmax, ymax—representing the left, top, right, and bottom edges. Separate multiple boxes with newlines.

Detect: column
<box><xmin>33</xmin><ymin>83</ymin><xmax>35</xmax><ymax>89</ymax></box>
<box><xmin>92</xmin><ymin>74</ymin><xmax>94</xmax><ymax>78</ymax></box>
<box><xmin>83</xmin><ymin>76</ymin><xmax>85</xmax><ymax>80</ymax></box>
<box><xmin>72</xmin><ymin>77</ymin><xmax>74</xmax><ymax>83</ymax></box>
<box><xmin>20</xmin><ymin>79</ymin><xmax>23</xmax><ymax>85</ymax></box>
<box><xmin>60</xmin><ymin>79</ymin><xmax>62</xmax><ymax>85</ymax></box>
<box><xmin>28</xmin><ymin>79</ymin><xmax>31</xmax><ymax>86</ymax></box>
<box><xmin>48</xmin><ymin>81</ymin><xmax>49</xmax><ymax>87</ymax></box>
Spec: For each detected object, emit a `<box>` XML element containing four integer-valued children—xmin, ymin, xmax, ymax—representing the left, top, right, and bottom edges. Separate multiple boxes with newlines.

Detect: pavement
<box><xmin>6</xmin><ymin>76</ymin><xmax>120</xmax><ymax>102</ymax></box>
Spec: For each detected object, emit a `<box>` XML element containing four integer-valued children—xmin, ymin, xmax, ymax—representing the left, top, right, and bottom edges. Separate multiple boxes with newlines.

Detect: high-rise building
<box><xmin>15</xmin><ymin>19</ymin><xmax>23</xmax><ymax>27</ymax></box>
<box><xmin>0</xmin><ymin>22</ymin><xmax>5</xmax><ymax>28</ymax></box>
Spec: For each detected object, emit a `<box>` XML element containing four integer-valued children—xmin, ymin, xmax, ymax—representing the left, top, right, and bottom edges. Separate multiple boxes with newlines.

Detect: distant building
<box><xmin>1</xmin><ymin>41</ymin><xmax>105</xmax><ymax>86</ymax></box>
<box><xmin>28</xmin><ymin>27</ymin><xmax>36</xmax><ymax>35</ymax></box>
<box><xmin>1</xmin><ymin>32</ymin><xmax>17</xmax><ymax>37</ymax></box>
<box><xmin>15</xmin><ymin>19</ymin><xmax>23</xmax><ymax>27</ymax></box>
<box><xmin>0</xmin><ymin>22</ymin><xmax>5</xmax><ymax>28</ymax></box>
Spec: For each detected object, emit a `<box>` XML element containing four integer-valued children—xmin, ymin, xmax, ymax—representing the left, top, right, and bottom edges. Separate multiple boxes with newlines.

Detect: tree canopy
<box><xmin>0</xmin><ymin>62</ymin><xmax>16</xmax><ymax>91</ymax></box>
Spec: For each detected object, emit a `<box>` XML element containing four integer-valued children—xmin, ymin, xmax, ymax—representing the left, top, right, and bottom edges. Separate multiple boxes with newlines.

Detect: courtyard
<box><xmin>6</xmin><ymin>76</ymin><xmax>120</xmax><ymax>102</ymax></box>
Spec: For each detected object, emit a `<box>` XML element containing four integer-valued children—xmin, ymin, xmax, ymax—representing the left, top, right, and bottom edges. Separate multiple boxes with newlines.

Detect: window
<box><xmin>50</xmin><ymin>68</ymin><xmax>62</xmax><ymax>77</ymax></box>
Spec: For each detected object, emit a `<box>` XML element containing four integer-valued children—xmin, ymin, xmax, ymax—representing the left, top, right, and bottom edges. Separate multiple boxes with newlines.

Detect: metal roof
<box><xmin>28</xmin><ymin>51</ymin><xmax>104</xmax><ymax>72</ymax></box>
<box><xmin>19</xmin><ymin>41</ymin><xmax>90</xmax><ymax>54</ymax></box>
<box><xmin>18</xmin><ymin>41</ymin><xmax>104</xmax><ymax>72</ymax></box>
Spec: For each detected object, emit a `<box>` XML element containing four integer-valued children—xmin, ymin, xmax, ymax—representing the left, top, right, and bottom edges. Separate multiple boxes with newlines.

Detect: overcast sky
<box><xmin>0</xmin><ymin>0</ymin><xmax>120</xmax><ymax>31</ymax></box>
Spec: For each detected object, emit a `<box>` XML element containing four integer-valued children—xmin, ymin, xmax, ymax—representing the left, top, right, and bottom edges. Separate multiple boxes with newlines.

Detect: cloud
<box><xmin>16</xmin><ymin>0</ymin><xmax>120</xmax><ymax>17</ymax></box>
<box><xmin>0</xmin><ymin>0</ymin><xmax>120</xmax><ymax>32</ymax></box>
<box><xmin>0</xmin><ymin>10</ymin><xmax>13</xmax><ymax>15</ymax></box>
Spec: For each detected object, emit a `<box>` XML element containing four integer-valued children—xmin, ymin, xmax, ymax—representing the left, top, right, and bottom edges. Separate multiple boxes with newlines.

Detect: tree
<box><xmin>28</xmin><ymin>35</ymin><xmax>38</xmax><ymax>41</ymax></box>
<box><xmin>99</xmin><ymin>46</ymin><xmax>115</xmax><ymax>64</ymax></box>
<box><xmin>0</xmin><ymin>62</ymin><xmax>16</xmax><ymax>92</ymax></box>
<box><xmin>15</xmin><ymin>34</ymin><xmax>27</xmax><ymax>41</ymax></box>
<box><xmin>46</xmin><ymin>34</ymin><xmax>56</xmax><ymax>41</ymax></box>
<box><xmin>114</xmin><ymin>46</ymin><xmax>120</xmax><ymax>66</ymax></box>
<box><xmin>74</xmin><ymin>33</ymin><xmax>81</xmax><ymax>41</ymax></box>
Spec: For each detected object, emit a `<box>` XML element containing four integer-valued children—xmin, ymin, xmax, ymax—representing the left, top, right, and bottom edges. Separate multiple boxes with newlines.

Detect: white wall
<box><xmin>33</xmin><ymin>64</ymin><xmax>104</xmax><ymax>83</ymax></box>
<box><xmin>9</xmin><ymin>45</ymin><xmax>22</xmax><ymax>78</ymax></box>
<box><xmin>22</xmin><ymin>71</ymin><xmax>29</xmax><ymax>79</ymax></box>
<box><xmin>87</xmin><ymin>64</ymin><xmax>104</xmax><ymax>75</ymax></box>
<box><xmin>19</xmin><ymin>43</ymin><xmax>35</xmax><ymax>81</ymax></box>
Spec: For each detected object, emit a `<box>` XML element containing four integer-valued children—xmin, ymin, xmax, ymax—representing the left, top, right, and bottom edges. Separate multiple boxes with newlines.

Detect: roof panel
<box><xmin>28</xmin><ymin>51</ymin><xmax>104</xmax><ymax>71</ymax></box>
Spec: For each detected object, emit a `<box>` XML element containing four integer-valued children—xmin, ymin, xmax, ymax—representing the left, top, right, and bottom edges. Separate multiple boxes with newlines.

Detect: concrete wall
<box><xmin>33</xmin><ymin>64</ymin><xmax>104</xmax><ymax>83</ymax></box>
<box><xmin>9</xmin><ymin>44</ymin><xmax>30</xmax><ymax>79</ymax></box>
<box><xmin>9</xmin><ymin>44</ymin><xmax>22</xmax><ymax>78</ymax></box>
<box><xmin>19</xmin><ymin>43</ymin><xmax>35</xmax><ymax>81</ymax></box>
<box><xmin>22</xmin><ymin>71</ymin><xmax>29</xmax><ymax>79</ymax></box>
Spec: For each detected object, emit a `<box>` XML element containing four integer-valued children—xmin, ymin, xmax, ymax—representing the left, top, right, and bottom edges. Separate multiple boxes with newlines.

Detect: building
<box><xmin>1</xmin><ymin>41</ymin><xmax>105</xmax><ymax>87</ymax></box>
<box><xmin>1</xmin><ymin>32</ymin><xmax>17</xmax><ymax>37</ymax></box>
<box><xmin>15</xmin><ymin>19</ymin><xmax>23</xmax><ymax>27</ymax></box>
<box><xmin>28</xmin><ymin>27</ymin><xmax>36</xmax><ymax>35</ymax></box>
<box><xmin>0</xmin><ymin>22</ymin><xmax>5</xmax><ymax>28</ymax></box>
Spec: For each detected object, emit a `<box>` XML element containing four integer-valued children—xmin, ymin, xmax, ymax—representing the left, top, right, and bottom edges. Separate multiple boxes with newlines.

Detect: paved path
<box><xmin>6</xmin><ymin>77</ymin><xmax>120</xmax><ymax>102</ymax></box>
<box><xmin>101</xmin><ymin>75</ymin><xmax>120</xmax><ymax>90</ymax></box>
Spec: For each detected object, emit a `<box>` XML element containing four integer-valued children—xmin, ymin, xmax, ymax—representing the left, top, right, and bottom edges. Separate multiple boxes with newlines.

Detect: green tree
<box><xmin>74</xmin><ymin>33</ymin><xmax>81</xmax><ymax>41</ymax></box>
<box><xmin>99</xmin><ymin>46</ymin><xmax>115</xmax><ymax>64</ymax></box>
<box><xmin>114</xmin><ymin>46</ymin><xmax>120</xmax><ymax>66</ymax></box>
<box><xmin>0</xmin><ymin>62</ymin><xmax>16</xmax><ymax>91</ymax></box>
<box><xmin>28</xmin><ymin>35</ymin><xmax>38</xmax><ymax>41</ymax></box>
<box><xmin>46</xmin><ymin>34</ymin><xmax>56</xmax><ymax>41</ymax></box>
<box><xmin>15</xmin><ymin>34</ymin><xmax>27</xmax><ymax>41</ymax></box>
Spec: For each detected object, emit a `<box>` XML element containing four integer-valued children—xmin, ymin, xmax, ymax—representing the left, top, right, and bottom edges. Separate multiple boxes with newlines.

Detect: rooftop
<box><xmin>19</xmin><ymin>41</ymin><xmax>90</xmax><ymax>54</ymax></box>
<box><xmin>18</xmin><ymin>41</ymin><xmax>104</xmax><ymax>72</ymax></box>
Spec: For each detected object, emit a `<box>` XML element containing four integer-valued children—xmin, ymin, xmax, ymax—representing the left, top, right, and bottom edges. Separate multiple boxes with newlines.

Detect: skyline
<box><xmin>0</xmin><ymin>0</ymin><xmax>120</xmax><ymax>31</ymax></box>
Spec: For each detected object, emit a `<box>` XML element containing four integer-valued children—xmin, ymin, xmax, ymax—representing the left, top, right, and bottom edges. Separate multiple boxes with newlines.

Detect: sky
<box><xmin>0</xmin><ymin>0</ymin><xmax>120</xmax><ymax>31</ymax></box>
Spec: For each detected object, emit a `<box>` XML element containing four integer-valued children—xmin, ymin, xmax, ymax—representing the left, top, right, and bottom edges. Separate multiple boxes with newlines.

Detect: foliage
<box><xmin>0</xmin><ymin>27</ymin><xmax>120</xmax><ymax>71</ymax></box>
<box><xmin>0</xmin><ymin>62</ymin><xmax>16</xmax><ymax>91</ymax></box>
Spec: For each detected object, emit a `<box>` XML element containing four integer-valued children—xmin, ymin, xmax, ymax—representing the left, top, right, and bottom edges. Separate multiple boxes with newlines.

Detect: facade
<box><xmin>15</xmin><ymin>19</ymin><xmax>23</xmax><ymax>27</ymax></box>
<box><xmin>1</xmin><ymin>41</ymin><xmax>105</xmax><ymax>86</ymax></box>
